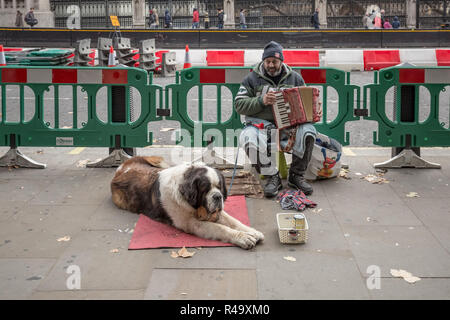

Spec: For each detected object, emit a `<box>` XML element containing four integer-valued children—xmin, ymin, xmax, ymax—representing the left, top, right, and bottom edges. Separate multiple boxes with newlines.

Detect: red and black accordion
<box><xmin>271</xmin><ymin>86</ymin><xmax>320</xmax><ymax>130</ymax></box>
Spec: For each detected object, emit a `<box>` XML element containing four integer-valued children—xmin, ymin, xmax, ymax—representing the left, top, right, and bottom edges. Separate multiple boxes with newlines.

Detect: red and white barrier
<box><xmin>206</xmin><ymin>50</ymin><xmax>245</xmax><ymax>66</ymax></box>
<box><xmin>398</xmin><ymin>68</ymin><xmax>450</xmax><ymax>84</ymax></box>
<box><xmin>3</xmin><ymin>47</ymin><xmax>450</xmax><ymax>71</ymax></box>
<box><xmin>436</xmin><ymin>49</ymin><xmax>450</xmax><ymax>66</ymax></box>
<box><xmin>324</xmin><ymin>50</ymin><xmax>364</xmax><ymax>71</ymax></box>
<box><xmin>0</xmin><ymin>68</ymin><xmax>129</xmax><ymax>84</ymax></box>
<box><xmin>363</xmin><ymin>50</ymin><xmax>400</xmax><ymax>71</ymax></box>
<box><xmin>283</xmin><ymin>50</ymin><xmax>320</xmax><ymax>67</ymax></box>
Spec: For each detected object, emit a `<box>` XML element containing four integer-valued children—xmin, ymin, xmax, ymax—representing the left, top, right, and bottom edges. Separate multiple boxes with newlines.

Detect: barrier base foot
<box><xmin>86</xmin><ymin>149</ymin><xmax>131</xmax><ymax>168</ymax></box>
<box><xmin>0</xmin><ymin>148</ymin><xmax>46</xmax><ymax>169</ymax></box>
<box><xmin>374</xmin><ymin>149</ymin><xmax>441</xmax><ymax>169</ymax></box>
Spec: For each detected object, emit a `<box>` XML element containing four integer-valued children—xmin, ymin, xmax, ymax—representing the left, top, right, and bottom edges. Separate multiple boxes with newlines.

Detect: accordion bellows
<box><xmin>272</xmin><ymin>87</ymin><xmax>320</xmax><ymax>130</ymax></box>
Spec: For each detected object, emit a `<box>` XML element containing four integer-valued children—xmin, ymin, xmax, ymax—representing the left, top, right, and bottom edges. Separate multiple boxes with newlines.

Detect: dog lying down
<box><xmin>111</xmin><ymin>156</ymin><xmax>264</xmax><ymax>249</ymax></box>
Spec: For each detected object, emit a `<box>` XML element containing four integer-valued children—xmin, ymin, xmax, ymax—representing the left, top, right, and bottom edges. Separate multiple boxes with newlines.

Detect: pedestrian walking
<box><xmin>24</xmin><ymin>8</ymin><xmax>38</xmax><ymax>28</ymax></box>
<box><xmin>204</xmin><ymin>12</ymin><xmax>210</xmax><ymax>29</ymax></box>
<box><xmin>164</xmin><ymin>9</ymin><xmax>172</xmax><ymax>28</ymax></box>
<box><xmin>362</xmin><ymin>13</ymin><xmax>369</xmax><ymax>29</ymax></box>
<box><xmin>380</xmin><ymin>9</ymin><xmax>386</xmax><ymax>28</ymax></box>
<box><xmin>311</xmin><ymin>8</ymin><xmax>320</xmax><ymax>29</ymax></box>
<box><xmin>217</xmin><ymin>8</ymin><xmax>224</xmax><ymax>29</ymax></box>
<box><xmin>153</xmin><ymin>8</ymin><xmax>159</xmax><ymax>28</ymax></box>
<box><xmin>374</xmin><ymin>11</ymin><xmax>382</xmax><ymax>29</ymax></box>
<box><xmin>148</xmin><ymin>9</ymin><xmax>155</xmax><ymax>28</ymax></box>
<box><xmin>239</xmin><ymin>9</ymin><xmax>247</xmax><ymax>29</ymax></box>
<box><xmin>192</xmin><ymin>8</ymin><xmax>199</xmax><ymax>29</ymax></box>
<box><xmin>15</xmin><ymin>10</ymin><xmax>24</xmax><ymax>27</ymax></box>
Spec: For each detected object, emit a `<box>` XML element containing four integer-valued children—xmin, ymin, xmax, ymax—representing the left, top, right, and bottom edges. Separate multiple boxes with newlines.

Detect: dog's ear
<box><xmin>216</xmin><ymin>169</ymin><xmax>228</xmax><ymax>201</ymax></box>
<box><xmin>179</xmin><ymin>178</ymin><xmax>199</xmax><ymax>209</ymax></box>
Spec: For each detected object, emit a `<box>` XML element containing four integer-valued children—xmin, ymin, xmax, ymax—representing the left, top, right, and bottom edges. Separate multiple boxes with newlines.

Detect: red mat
<box><xmin>128</xmin><ymin>195</ymin><xmax>249</xmax><ymax>249</ymax></box>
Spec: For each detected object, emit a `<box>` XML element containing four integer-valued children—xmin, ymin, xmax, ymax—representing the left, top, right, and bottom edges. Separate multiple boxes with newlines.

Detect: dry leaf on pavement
<box><xmin>57</xmin><ymin>236</ymin><xmax>71</xmax><ymax>242</ymax></box>
<box><xmin>406</xmin><ymin>192</ymin><xmax>420</xmax><ymax>198</ymax></box>
<box><xmin>390</xmin><ymin>268</ymin><xmax>421</xmax><ymax>284</ymax></box>
<box><xmin>170</xmin><ymin>247</ymin><xmax>196</xmax><ymax>258</ymax></box>
<box><xmin>283</xmin><ymin>256</ymin><xmax>296</xmax><ymax>262</ymax></box>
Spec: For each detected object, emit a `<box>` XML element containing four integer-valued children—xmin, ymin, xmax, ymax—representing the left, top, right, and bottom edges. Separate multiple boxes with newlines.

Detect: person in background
<box><xmin>368</xmin><ymin>10</ymin><xmax>376</xmax><ymax>29</ymax></box>
<box><xmin>362</xmin><ymin>12</ymin><xmax>369</xmax><ymax>29</ymax></box>
<box><xmin>204</xmin><ymin>12</ymin><xmax>210</xmax><ymax>29</ymax></box>
<box><xmin>148</xmin><ymin>9</ymin><xmax>155</xmax><ymax>28</ymax></box>
<box><xmin>312</xmin><ymin>7</ymin><xmax>320</xmax><ymax>29</ymax></box>
<box><xmin>15</xmin><ymin>10</ymin><xmax>24</xmax><ymax>27</ymax></box>
<box><xmin>192</xmin><ymin>8</ymin><xmax>200</xmax><ymax>29</ymax></box>
<box><xmin>164</xmin><ymin>9</ymin><xmax>172</xmax><ymax>28</ymax></box>
<box><xmin>374</xmin><ymin>11</ymin><xmax>382</xmax><ymax>29</ymax></box>
<box><xmin>392</xmin><ymin>16</ymin><xmax>400</xmax><ymax>29</ymax></box>
<box><xmin>24</xmin><ymin>7</ymin><xmax>38</xmax><ymax>28</ymax></box>
<box><xmin>380</xmin><ymin>9</ymin><xmax>386</xmax><ymax>28</ymax></box>
<box><xmin>383</xmin><ymin>18</ymin><xmax>392</xmax><ymax>29</ymax></box>
<box><xmin>152</xmin><ymin>8</ymin><xmax>159</xmax><ymax>28</ymax></box>
<box><xmin>239</xmin><ymin>8</ymin><xmax>247</xmax><ymax>29</ymax></box>
<box><xmin>217</xmin><ymin>8</ymin><xmax>224</xmax><ymax>29</ymax></box>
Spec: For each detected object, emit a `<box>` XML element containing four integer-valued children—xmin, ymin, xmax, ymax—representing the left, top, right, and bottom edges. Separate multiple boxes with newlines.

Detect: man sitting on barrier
<box><xmin>235</xmin><ymin>41</ymin><xmax>322</xmax><ymax>198</ymax></box>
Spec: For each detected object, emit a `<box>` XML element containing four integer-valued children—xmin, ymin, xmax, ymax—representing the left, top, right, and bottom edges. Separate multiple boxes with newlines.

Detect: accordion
<box><xmin>271</xmin><ymin>86</ymin><xmax>320</xmax><ymax>130</ymax></box>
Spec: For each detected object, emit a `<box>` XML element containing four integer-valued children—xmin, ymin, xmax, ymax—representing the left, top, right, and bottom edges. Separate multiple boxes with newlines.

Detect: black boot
<box><xmin>288</xmin><ymin>136</ymin><xmax>314</xmax><ymax>195</ymax></box>
<box><xmin>288</xmin><ymin>172</ymin><xmax>313</xmax><ymax>195</ymax></box>
<box><xmin>263</xmin><ymin>172</ymin><xmax>282</xmax><ymax>198</ymax></box>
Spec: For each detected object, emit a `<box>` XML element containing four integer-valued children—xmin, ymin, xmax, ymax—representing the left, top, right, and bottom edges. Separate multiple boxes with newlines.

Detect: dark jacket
<box><xmin>218</xmin><ymin>11</ymin><xmax>224</xmax><ymax>24</ymax></box>
<box><xmin>392</xmin><ymin>16</ymin><xmax>400</xmax><ymax>29</ymax></box>
<box><xmin>234</xmin><ymin>61</ymin><xmax>305</xmax><ymax>121</ymax></box>
<box><xmin>313</xmin><ymin>11</ymin><xmax>319</xmax><ymax>28</ymax></box>
<box><xmin>164</xmin><ymin>10</ymin><xmax>171</xmax><ymax>25</ymax></box>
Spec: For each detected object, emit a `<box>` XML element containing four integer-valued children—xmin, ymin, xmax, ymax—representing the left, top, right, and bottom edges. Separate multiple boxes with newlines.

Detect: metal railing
<box><xmin>48</xmin><ymin>0</ymin><xmax>449</xmax><ymax>29</ymax></box>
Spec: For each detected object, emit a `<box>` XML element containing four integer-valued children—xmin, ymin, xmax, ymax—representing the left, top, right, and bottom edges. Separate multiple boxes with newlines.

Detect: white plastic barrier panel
<box><xmin>244</xmin><ymin>49</ymin><xmax>263</xmax><ymax>67</ymax></box>
<box><xmin>399</xmin><ymin>49</ymin><xmax>437</xmax><ymax>67</ymax></box>
<box><xmin>324</xmin><ymin>49</ymin><xmax>364</xmax><ymax>71</ymax></box>
<box><xmin>172</xmin><ymin>49</ymin><xmax>207</xmax><ymax>68</ymax></box>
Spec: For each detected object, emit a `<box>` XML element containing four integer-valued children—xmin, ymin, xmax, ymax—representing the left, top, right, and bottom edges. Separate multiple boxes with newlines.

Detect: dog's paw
<box><xmin>247</xmin><ymin>228</ymin><xmax>264</xmax><ymax>243</ymax></box>
<box><xmin>233</xmin><ymin>231</ymin><xmax>257</xmax><ymax>249</ymax></box>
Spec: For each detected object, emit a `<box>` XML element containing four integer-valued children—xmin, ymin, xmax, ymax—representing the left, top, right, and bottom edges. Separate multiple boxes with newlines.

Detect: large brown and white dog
<box><xmin>111</xmin><ymin>156</ymin><xmax>264</xmax><ymax>249</ymax></box>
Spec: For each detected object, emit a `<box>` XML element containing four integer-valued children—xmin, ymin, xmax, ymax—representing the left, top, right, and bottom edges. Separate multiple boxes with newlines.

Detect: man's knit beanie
<box><xmin>262</xmin><ymin>41</ymin><xmax>284</xmax><ymax>61</ymax></box>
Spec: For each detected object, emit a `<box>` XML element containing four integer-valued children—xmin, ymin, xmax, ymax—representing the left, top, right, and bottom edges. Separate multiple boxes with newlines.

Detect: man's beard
<box><xmin>265</xmin><ymin>65</ymin><xmax>282</xmax><ymax>77</ymax></box>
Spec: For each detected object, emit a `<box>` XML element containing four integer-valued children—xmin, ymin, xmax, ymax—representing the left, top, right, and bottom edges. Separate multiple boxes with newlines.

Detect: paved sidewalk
<box><xmin>0</xmin><ymin>146</ymin><xmax>449</xmax><ymax>300</ymax></box>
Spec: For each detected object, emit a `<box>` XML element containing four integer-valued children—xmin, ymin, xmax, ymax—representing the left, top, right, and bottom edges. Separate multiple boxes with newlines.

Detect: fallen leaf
<box><xmin>406</xmin><ymin>192</ymin><xmax>419</xmax><ymax>198</ymax></box>
<box><xmin>178</xmin><ymin>246</ymin><xmax>195</xmax><ymax>258</ymax></box>
<box><xmin>283</xmin><ymin>256</ymin><xmax>296</xmax><ymax>262</ymax></box>
<box><xmin>170</xmin><ymin>247</ymin><xmax>196</xmax><ymax>258</ymax></box>
<box><xmin>390</xmin><ymin>269</ymin><xmax>421</xmax><ymax>284</ymax></box>
<box><xmin>57</xmin><ymin>236</ymin><xmax>71</xmax><ymax>242</ymax></box>
<box><xmin>362</xmin><ymin>174</ymin><xmax>389</xmax><ymax>184</ymax></box>
<box><xmin>76</xmin><ymin>159</ymin><xmax>89</xmax><ymax>168</ymax></box>
<box><xmin>339</xmin><ymin>168</ymin><xmax>351</xmax><ymax>179</ymax></box>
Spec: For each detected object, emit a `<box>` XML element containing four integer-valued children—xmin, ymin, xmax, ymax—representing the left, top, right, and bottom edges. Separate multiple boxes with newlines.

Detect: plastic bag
<box><xmin>305</xmin><ymin>133</ymin><xmax>342</xmax><ymax>180</ymax></box>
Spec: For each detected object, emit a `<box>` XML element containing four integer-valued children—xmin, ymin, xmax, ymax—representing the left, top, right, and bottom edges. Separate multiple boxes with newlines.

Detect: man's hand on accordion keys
<box><xmin>263</xmin><ymin>92</ymin><xmax>277</xmax><ymax>106</ymax></box>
